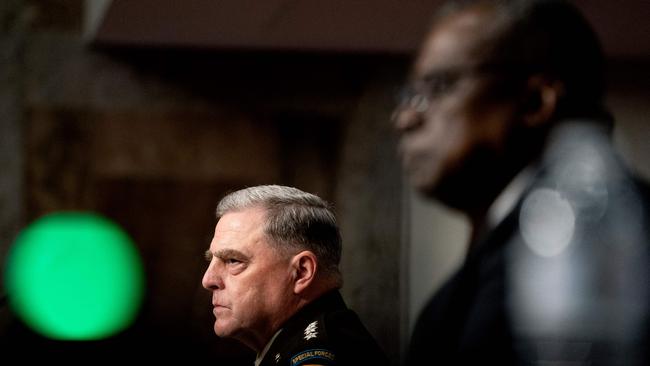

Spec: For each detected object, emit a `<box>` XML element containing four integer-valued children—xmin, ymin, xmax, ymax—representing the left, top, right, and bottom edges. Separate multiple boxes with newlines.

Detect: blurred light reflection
<box><xmin>509</xmin><ymin>122</ymin><xmax>650</xmax><ymax>365</ymax></box>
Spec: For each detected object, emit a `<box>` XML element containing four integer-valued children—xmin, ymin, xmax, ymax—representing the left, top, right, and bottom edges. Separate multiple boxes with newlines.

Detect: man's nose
<box><xmin>392</xmin><ymin>107</ymin><xmax>424</xmax><ymax>134</ymax></box>
<box><xmin>202</xmin><ymin>263</ymin><xmax>224</xmax><ymax>291</ymax></box>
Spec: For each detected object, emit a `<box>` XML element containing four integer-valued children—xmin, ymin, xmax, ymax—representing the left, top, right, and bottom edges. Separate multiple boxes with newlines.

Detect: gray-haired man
<box><xmin>202</xmin><ymin>185</ymin><xmax>389</xmax><ymax>366</ymax></box>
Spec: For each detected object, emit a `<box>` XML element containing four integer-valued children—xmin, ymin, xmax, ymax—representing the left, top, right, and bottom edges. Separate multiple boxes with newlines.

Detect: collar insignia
<box><xmin>304</xmin><ymin>321</ymin><xmax>318</xmax><ymax>340</ymax></box>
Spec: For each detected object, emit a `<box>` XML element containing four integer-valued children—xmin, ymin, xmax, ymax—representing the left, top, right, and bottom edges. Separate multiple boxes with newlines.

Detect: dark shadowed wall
<box><xmin>0</xmin><ymin>1</ymin><xmax>407</xmax><ymax>364</ymax></box>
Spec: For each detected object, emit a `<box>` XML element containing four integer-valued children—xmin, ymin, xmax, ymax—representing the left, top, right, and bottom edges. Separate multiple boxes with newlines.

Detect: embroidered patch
<box><xmin>290</xmin><ymin>349</ymin><xmax>335</xmax><ymax>366</ymax></box>
<box><xmin>304</xmin><ymin>321</ymin><xmax>318</xmax><ymax>340</ymax></box>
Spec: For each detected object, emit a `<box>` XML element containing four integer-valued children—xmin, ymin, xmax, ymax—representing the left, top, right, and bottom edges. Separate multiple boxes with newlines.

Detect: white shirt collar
<box><xmin>485</xmin><ymin>165</ymin><xmax>537</xmax><ymax>232</ymax></box>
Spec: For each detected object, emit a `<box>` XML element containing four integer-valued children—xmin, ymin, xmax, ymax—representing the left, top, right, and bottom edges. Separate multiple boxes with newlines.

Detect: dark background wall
<box><xmin>1</xmin><ymin>1</ymin><xmax>649</xmax><ymax>365</ymax></box>
<box><xmin>0</xmin><ymin>1</ymin><xmax>405</xmax><ymax>364</ymax></box>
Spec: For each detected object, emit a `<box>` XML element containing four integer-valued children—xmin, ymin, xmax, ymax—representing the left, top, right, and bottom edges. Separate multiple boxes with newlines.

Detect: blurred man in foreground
<box><xmin>393</xmin><ymin>0</ymin><xmax>650</xmax><ymax>364</ymax></box>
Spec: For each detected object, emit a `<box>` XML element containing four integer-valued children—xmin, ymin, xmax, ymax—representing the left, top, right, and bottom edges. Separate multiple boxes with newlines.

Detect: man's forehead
<box><xmin>210</xmin><ymin>208</ymin><xmax>268</xmax><ymax>248</ymax></box>
<box><xmin>414</xmin><ymin>6</ymin><xmax>499</xmax><ymax>77</ymax></box>
<box><xmin>215</xmin><ymin>207</ymin><xmax>266</xmax><ymax>232</ymax></box>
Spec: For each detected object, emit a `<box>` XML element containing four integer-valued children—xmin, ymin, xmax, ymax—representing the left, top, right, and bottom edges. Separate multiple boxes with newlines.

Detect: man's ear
<box><xmin>520</xmin><ymin>75</ymin><xmax>564</xmax><ymax>128</ymax></box>
<box><xmin>291</xmin><ymin>251</ymin><xmax>317</xmax><ymax>295</ymax></box>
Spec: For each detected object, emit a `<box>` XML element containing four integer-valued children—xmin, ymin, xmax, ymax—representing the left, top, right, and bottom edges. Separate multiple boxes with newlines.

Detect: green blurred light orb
<box><xmin>4</xmin><ymin>212</ymin><xmax>145</xmax><ymax>340</ymax></box>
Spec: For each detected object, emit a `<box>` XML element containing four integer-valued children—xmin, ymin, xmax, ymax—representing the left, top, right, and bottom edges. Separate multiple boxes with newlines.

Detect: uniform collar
<box><xmin>255</xmin><ymin>328</ymin><xmax>283</xmax><ymax>366</ymax></box>
<box><xmin>284</xmin><ymin>290</ymin><xmax>346</xmax><ymax>331</ymax></box>
<box><xmin>258</xmin><ymin>290</ymin><xmax>346</xmax><ymax>365</ymax></box>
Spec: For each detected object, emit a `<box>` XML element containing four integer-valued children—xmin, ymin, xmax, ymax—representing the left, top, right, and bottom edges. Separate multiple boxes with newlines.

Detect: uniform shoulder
<box><xmin>323</xmin><ymin>309</ymin><xmax>390</xmax><ymax>365</ymax></box>
<box><xmin>279</xmin><ymin>312</ymin><xmax>336</xmax><ymax>366</ymax></box>
<box><xmin>262</xmin><ymin>291</ymin><xmax>389</xmax><ymax>366</ymax></box>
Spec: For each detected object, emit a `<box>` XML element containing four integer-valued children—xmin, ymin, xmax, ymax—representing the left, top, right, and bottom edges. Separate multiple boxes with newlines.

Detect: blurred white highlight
<box><xmin>520</xmin><ymin>188</ymin><xmax>575</xmax><ymax>258</ymax></box>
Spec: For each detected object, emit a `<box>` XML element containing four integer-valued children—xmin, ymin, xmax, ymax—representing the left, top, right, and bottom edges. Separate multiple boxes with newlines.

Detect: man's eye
<box><xmin>225</xmin><ymin>258</ymin><xmax>242</xmax><ymax>265</ymax></box>
<box><xmin>428</xmin><ymin>75</ymin><xmax>457</xmax><ymax>95</ymax></box>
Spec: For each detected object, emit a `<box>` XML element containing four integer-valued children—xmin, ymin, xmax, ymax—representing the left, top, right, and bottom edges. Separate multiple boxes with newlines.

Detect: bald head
<box><xmin>425</xmin><ymin>0</ymin><xmax>608</xmax><ymax>121</ymax></box>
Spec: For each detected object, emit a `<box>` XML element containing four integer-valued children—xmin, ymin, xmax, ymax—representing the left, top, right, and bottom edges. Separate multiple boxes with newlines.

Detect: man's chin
<box><xmin>410</xmin><ymin>173</ymin><xmax>469</xmax><ymax>210</ymax></box>
<box><xmin>214</xmin><ymin>324</ymin><xmax>232</xmax><ymax>338</ymax></box>
<box><xmin>409</xmin><ymin>172</ymin><xmax>440</xmax><ymax>198</ymax></box>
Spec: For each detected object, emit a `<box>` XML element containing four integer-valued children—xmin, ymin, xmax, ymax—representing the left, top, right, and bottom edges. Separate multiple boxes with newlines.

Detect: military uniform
<box><xmin>258</xmin><ymin>290</ymin><xmax>390</xmax><ymax>366</ymax></box>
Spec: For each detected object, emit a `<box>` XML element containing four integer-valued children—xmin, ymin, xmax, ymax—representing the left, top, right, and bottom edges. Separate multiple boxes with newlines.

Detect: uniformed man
<box><xmin>202</xmin><ymin>185</ymin><xmax>390</xmax><ymax>366</ymax></box>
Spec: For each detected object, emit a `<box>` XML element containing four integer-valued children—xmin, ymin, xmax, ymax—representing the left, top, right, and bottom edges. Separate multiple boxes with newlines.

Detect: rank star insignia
<box><xmin>275</xmin><ymin>353</ymin><xmax>280</xmax><ymax>363</ymax></box>
<box><xmin>304</xmin><ymin>321</ymin><xmax>318</xmax><ymax>340</ymax></box>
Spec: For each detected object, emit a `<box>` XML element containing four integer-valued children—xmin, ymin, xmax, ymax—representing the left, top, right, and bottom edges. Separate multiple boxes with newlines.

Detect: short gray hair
<box><xmin>216</xmin><ymin>185</ymin><xmax>342</xmax><ymax>279</ymax></box>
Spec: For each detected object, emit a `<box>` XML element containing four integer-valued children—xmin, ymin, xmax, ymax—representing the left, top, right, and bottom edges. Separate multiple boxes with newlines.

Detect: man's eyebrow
<box><xmin>204</xmin><ymin>250</ymin><xmax>213</xmax><ymax>262</ymax></box>
<box><xmin>205</xmin><ymin>248</ymin><xmax>249</xmax><ymax>261</ymax></box>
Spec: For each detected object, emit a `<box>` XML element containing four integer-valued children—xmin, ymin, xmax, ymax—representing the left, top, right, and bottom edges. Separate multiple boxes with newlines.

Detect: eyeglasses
<box><xmin>393</xmin><ymin>65</ymin><xmax>505</xmax><ymax>115</ymax></box>
<box><xmin>394</xmin><ymin>70</ymin><xmax>463</xmax><ymax>114</ymax></box>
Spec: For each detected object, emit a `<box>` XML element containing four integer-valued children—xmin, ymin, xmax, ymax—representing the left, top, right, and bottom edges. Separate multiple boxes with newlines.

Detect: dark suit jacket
<box><xmin>406</xmin><ymin>121</ymin><xmax>650</xmax><ymax>365</ymax></box>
